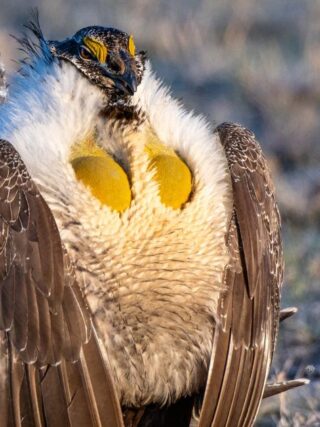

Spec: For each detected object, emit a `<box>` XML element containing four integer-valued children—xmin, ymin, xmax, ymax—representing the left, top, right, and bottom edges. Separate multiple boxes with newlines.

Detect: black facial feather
<box><xmin>48</xmin><ymin>25</ymin><xmax>146</xmax><ymax>103</ymax></box>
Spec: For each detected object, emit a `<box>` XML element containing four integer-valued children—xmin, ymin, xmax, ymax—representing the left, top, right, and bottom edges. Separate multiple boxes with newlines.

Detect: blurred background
<box><xmin>0</xmin><ymin>0</ymin><xmax>319</xmax><ymax>425</ymax></box>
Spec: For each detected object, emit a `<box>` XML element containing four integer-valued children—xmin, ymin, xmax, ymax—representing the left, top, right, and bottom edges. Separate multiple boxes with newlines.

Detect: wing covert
<box><xmin>0</xmin><ymin>140</ymin><xmax>123</xmax><ymax>426</ymax></box>
<box><xmin>198</xmin><ymin>123</ymin><xmax>283</xmax><ymax>427</ymax></box>
<box><xmin>0</xmin><ymin>139</ymin><xmax>90</xmax><ymax>364</ymax></box>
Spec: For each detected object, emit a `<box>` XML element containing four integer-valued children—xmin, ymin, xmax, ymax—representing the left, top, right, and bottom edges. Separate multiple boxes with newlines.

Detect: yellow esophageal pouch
<box><xmin>145</xmin><ymin>135</ymin><xmax>192</xmax><ymax>209</ymax></box>
<box><xmin>71</xmin><ymin>138</ymin><xmax>131</xmax><ymax>213</ymax></box>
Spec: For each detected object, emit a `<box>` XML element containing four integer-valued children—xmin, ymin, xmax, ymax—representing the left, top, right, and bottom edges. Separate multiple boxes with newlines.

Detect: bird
<box><xmin>0</xmin><ymin>15</ymin><xmax>307</xmax><ymax>427</ymax></box>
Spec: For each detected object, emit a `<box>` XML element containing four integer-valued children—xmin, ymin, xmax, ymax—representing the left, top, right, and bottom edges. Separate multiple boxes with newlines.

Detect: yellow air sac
<box><xmin>71</xmin><ymin>154</ymin><xmax>131</xmax><ymax>213</ymax></box>
<box><xmin>146</xmin><ymin>138</ymin><xmax>192</xmax><ymax>209</ymax></box>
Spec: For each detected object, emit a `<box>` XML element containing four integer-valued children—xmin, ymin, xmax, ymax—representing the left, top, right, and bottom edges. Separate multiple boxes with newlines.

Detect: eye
<box><xmin>80</xmin><ymin>46</ymin><xmax>96</xmax><ymax>61</ymax></box>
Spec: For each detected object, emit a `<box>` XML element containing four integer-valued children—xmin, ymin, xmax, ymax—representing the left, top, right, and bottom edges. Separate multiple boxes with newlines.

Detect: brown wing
<box><xmin>198</xmin><ymin>123</ymin><xmax>283</xmax><ymax>427</ymax></box>
<box><xmin>0</xmin><ymin>140</ymin><xmax>123</xmax><ymax>426</ymax></box>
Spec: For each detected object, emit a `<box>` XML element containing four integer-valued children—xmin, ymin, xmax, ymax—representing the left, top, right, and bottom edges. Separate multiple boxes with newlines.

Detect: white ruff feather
<box><xmin>0</xmin><ymin>58</ymin><xmax>233</xmax><ymax>406</ymax></box>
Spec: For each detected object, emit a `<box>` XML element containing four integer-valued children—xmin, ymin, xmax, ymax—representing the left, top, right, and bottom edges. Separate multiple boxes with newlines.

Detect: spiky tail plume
<box><xmin>0</xmin><ymin>58</ymin><xmax>6</xmax><ymax>103</ymax></box>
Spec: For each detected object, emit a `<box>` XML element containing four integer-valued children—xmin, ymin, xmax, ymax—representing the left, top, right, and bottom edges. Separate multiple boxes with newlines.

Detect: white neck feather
<box><xmin>0</xmin><ymin>59</ymin><xmax>228</xmax><ymax>200</ymax></box>
<box><xmin>0</xmin><ymin>59</ymin><xmax>104</xmax><ymax>190</ymax></box>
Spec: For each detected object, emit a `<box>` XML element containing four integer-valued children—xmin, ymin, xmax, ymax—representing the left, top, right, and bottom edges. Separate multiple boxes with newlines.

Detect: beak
<box><xmin>100</xmin><ymin>52</ymin><xmax>138</xmax><ymax>96</ymax></box>
<box><xmin>113</xmin><ymin>71</ymin><xmax>137</xmax><ymax>96</ymax></box>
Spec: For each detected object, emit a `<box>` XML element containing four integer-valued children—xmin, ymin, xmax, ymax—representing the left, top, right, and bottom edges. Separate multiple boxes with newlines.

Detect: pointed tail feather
<box><xmin>263</xmin><ymin>379</ymin><xmax>310</xmax><ymax>399</ymax></box>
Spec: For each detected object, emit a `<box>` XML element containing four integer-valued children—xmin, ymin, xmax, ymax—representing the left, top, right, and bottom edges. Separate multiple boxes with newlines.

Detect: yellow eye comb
<box><xmin>83</xmin><ymin>36</ymin><xmax>108</xmax><ymax>63</ymax></box>
<box><xmin>128</xmin><ymin>35</ymin><xmax>136</xmax><ymax>56</ymax></box>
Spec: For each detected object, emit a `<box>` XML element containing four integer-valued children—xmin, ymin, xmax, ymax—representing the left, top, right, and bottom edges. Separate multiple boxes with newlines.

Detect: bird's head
<box><xmin>47</xmin><ymin>26</ymin><xmax>145</xmax><ymax>102</ymax></box>
<box><xmin>20</xmin><ymin>18</ymin><xmax>146</xmax><ymax>104</ymax></box>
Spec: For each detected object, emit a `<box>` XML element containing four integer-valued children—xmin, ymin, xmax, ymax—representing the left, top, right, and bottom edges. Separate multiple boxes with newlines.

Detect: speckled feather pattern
<box><xmin>0</xmin><ymin>57</ymin><xmax>233</xmax><ymax>406</ymax></box>
<box><xmin>218</xmin><ymin>123</ymin><xmax>283</xmax><ymax>350</ymax></box>
<box><xmin>0</xmin><ymin>139</ymin><xmax>92</xmax><ymax>367</ymax></box>
<box><xmin>196</xmin><ymin>123</ymin><xmax>283</xmax><ymax>427</ymax></box>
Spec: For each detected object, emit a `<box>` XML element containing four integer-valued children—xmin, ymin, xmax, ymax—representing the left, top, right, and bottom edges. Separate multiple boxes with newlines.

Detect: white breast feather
<box><xmin>0</xmin><ymin>58</ymin><xmax>233</xmax><ymax>406</ymax></box>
